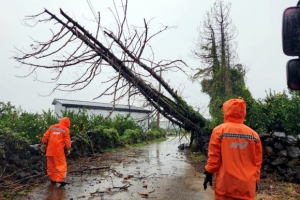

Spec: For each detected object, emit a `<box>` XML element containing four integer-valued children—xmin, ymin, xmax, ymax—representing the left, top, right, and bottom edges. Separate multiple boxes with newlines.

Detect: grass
<box><xmin>189</xmin><ymin>151</ymin><xmax>206</xmax><ymax>163</ymax></box>
<box><xmin>256</xmin><ymin>180</ymin><xmax>300</xmax><ymax>199</ymax></box>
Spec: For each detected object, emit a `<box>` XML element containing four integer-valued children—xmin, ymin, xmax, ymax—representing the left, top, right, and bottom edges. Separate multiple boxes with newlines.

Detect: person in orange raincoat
<box><xmin>42</xmin><ymin>117</ymin><xmax>71</xmax><ymax>185</ymax></box>
<box><xmin>203</xmin><ymin>98</ymin><xmax>262</xmax><ymax>200</ymax></box>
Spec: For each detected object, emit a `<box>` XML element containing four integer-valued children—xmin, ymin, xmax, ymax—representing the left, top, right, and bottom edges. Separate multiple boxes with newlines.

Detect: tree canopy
<box><xmin>191</xmin><ymin>0</ymin><xmax>253</xmax><ymax>124</ymax></box>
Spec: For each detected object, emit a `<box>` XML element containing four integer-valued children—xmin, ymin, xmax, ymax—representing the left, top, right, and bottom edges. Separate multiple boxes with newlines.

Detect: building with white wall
<box><xmin>52</xmin><ymin>98</ymin><xmax>152</xmax><ymax>129</ymax></box>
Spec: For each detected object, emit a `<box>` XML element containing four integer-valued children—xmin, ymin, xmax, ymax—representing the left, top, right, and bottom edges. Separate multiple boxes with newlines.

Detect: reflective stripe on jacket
<box><xmin>205</xmin><ymin>99</ymin><xmax>262</xmax><ymax>199</ymax></box>
<box><xmin>42</xmin><ymin>117</ymin><xmax>71</xmax><ymax>157</ymax></box>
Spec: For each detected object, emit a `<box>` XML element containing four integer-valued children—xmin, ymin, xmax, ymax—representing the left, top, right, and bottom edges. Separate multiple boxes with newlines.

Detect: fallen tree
<box><xmin>13</xmin><ymin>2</ymin><xmax>206</xmax><ymax>146</ymax></box>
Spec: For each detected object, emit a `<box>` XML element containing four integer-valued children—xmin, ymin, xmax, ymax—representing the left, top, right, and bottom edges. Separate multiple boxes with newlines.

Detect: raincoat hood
<box><xmin>222</xmin><ymin>98</ymin><xmax>246</xmax><ymax>124</ymax></box>
<box><xmin>59</xmin><ymin>117</ymin><xmax>71</xmax><ymax>127</ymax></box>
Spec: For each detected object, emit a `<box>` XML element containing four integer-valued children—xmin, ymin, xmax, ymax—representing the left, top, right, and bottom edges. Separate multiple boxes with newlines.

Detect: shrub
<box><xmin>111</xmin><ymin>114</ymin><xmax>142</xmax><ymax>137</ymax></box>
<box><xmin>0</xmin><ymin>102</ymin><xmax>165</xmax><ymax>148</ymax></box>
<box><xmin>244</xmin><ymin>89</ymin><xmax>300</xmax><ymax>136</ymax></box>
<box><xmin>0</xmin><ymin>128</ymin><xmax>30</xmax><ymax>152</ymax></box>
<box><xmin>120</xmin><ymin>129</ymin><xmax>142</xmax><ymax>145</ymax></box>
<box><xmin>146</xmin><ymin>129</ymin><xmax>162</xmax><ymax>140</ymax></box>
<box><xmin>61</xmin><ymin>109</ymin><xmax>91</xmax><ymax>136</ymax></box>
<box><xmin>93</xmin><ymin>126</ymin><xmax>120</xmax><ymax>149</ymax></box>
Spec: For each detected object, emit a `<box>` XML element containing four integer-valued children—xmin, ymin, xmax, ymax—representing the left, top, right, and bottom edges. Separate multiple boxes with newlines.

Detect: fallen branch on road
<box><xmin>69</xmin><ymin>164</ymin><xmax>111</xmax><ymax>174</ymax></box>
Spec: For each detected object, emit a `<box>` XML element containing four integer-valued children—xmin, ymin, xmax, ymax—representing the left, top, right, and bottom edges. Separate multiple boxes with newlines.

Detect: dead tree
<box><xmin>13</xmin><ymin>3</ymin><xmax>206</xmax><ymax>146</ymax></box>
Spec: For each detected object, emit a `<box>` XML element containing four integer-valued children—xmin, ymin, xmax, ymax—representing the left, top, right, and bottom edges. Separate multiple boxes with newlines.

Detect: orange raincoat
<box><xmin>42</xmin><ymin>117</ymin><xmax>71</xmax><ymax>182</ymax></box>
<box><xmin>205</xmin><ymin>99</ymin><xmax>262</xmax><ymax>200</ymax></box>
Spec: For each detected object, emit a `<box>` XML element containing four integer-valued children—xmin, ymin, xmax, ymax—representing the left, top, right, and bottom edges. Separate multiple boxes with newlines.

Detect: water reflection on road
<box><xmin>44</xmin><ymin>184</ymin><xmax>65</xmax><ymax>200</ymax></box>
<box><xmin>22</xmin><ymin>136</ymin><xmax>214</xmax><ymax>200</ymax></box>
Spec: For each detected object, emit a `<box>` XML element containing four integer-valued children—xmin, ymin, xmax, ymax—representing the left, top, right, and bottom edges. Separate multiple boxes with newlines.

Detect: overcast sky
<box><xmin>0</xmin><ymin>0</ymin><xmax>298</xmax><ymax>117</ymax></box>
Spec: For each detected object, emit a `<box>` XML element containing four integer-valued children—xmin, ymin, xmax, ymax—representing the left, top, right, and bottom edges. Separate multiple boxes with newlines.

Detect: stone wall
<box><xmin>0</xmin><ymin>133</ymin><xmax>101</xmax><ymax>184</ymax></box>
<box><xmin>260</xmin><ymin>132</ymin><xmax>300</xmax><ymax>182</ymax></box>
<box><xmin>196</xmin><ymin>131</ymin><xmax>300</xmax><ymax>183</ymax></box>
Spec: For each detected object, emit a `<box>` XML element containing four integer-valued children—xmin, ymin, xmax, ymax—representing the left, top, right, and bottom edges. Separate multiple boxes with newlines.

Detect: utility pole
<box><xmin>156</xmin><ymin>68</ymin><xmax>162</xmax><ymax>131</ymax></box>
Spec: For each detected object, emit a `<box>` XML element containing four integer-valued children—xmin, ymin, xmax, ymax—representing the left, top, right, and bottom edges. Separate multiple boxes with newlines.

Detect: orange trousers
<box><xmin>215</xmin><ymin>192</ymin><xmax>255</xmax><ymax>200</ymax></box>
<box><xmin>47</xmin><ymin>156</ymin><xmax>67</xmax><ymax>182</ymax></box>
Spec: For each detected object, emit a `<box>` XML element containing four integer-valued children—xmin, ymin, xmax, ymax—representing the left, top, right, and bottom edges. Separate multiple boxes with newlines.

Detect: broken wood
<box><xmin>69</xmin><ymin>165</ymin><xmax>110</xmax><ymax>174</ymax></box>
<box><xmin>138</xmin><ymin>188</ymin><xmax>155</xmax><ymax>197</ymax></box>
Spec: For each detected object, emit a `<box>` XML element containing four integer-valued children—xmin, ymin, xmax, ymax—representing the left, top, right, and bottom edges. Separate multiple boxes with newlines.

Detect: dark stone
<box><xmin>32</xmin><ymin>164</ymin><xmax>45</xmax><ymax>172</ymax></box>
<box><xmin>29</xmin><ymin>144</ymin><xmax>42</xmax><ymax>156</ymax></box>
<box><xmin>178</xmin><ymin>144</ymin><xmax>185</xmax><ymax>150</ymax></box>
<box><xmin>262</xmin><ymin>158</ymin><xmax>271</xmax><ymax>165</ymax></box>
<box><xmin>263</xmin><ymin>146</ymin><xmax>273</xmax><ymax>153</ymax></box>
<box><xmin>276</xmin><ymin>166</ymin><xmax>286</xmax><ymax>175</ymax></box>
<box><xmin>259</xmin><ymin>132</ymin><xmax>271</xmax><ymax>139</ymax></box>
<box><xmin>19</xmin><ymin>151</ymin><xmax>26</xmax><ymax>159</ymax></box>
<box><xmin>8</xmin><ymin>154</ymin><xmax>21</xmax><ymax>166</ymax></box>
<box><xmin>19</xmin><ymin>159</ymin><xmax>29</xmax><ymax>168</ymax></box>
<box><xmin>263</xmin><ymin>137</ymin><xmax>274</xmax><ymax>146</ymax></box>
<box><xmin>263</xmin><ymin>146</ymin><xmax>275</xmax><ymax>158</ymax></box>
<box><xmin>30</xmin><ymin>155</ymin><xmax>42</xmax><ymax>165</ymax></box>
<box><xmin>277</xmin><ymin>149</ymin><xmax>287</xmax><ymax>157</ymax></box>
<box><xmin>271</xmin><ymin>157</ymin><xmax>288</xmax><ymax>166</ymax></box>
<box><xmin>287</xmin><ymin>158</ymin><xmax>299</xmax><ymax>167</ymax></box>
<box><xmin>274</xmin><ymin>142</ymin><xmax>284</xmax><ymax>150</ymax></box>
<box><xmin>272</xmin><ymin>132</ymin><xmax>286</xmax><ymax>143</ymax></box>
<box><xmin>10</xmin><ymin>154</ymin><xmax>30</xmax><ymax>168</ymax></box>
<box><xmin>263</xmin><ymin>164</ymin><xmax>275</xmax><ymax>173</ymax></box>
<box><xmin>31</xmin><ymin>170</ymin><xmax>40</xmax><ymax>175</ymax></box>
<box><xmin>287</xmin><ymin>166</ymin><xmax>299</xmax><ymax>176</ymax></box>
<box><xmin>287</xmin><ymin>146</ymin><xmax>300</xmax><ymax>158</ymax></box>
<box><xmin>286</xmin><ymin>135</ymin><xmax>298</xmax><ymax>146</ymax></box>
<box><xmin>15</xmin><ymin>171</ymin><xmax>30</xmax><ymax>180</ymax></box>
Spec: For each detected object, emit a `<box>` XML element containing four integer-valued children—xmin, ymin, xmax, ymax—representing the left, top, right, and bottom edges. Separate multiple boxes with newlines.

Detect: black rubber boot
<box><xmin>60</xmin><ymin>182</ymin><xmax>67</xmax><ymax>186</ymax></box>
<box><xmin>58</xmin><ymin>182</ymin><xmax>70</xmax><ymax>186</ymax></box>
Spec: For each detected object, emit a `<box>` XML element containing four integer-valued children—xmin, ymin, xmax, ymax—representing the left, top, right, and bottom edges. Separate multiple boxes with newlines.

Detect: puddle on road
<box><xmin>18</xmin><ymin>137</ymin><xmax>214</xmax><ymax>200</ymax></box>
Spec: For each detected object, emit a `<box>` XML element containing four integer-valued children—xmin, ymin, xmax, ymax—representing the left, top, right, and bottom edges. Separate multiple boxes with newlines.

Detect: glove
<box><xmin>40</xmin><ymin>143</ymin><xmax>47</xmax><ymax>153</ymax></box>
<box><xmin>203</xmin><ymin>171</ymin><xmax>213</xmax><ymax>190</ymax></box>
<box><xmin>65</xmin><ymin>149</ymin><xmax>71</xmax><ymax>156</ymax></box>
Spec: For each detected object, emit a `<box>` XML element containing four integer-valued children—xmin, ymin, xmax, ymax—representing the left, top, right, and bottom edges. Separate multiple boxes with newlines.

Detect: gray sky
<box><xmin>0</xmin><ymin>0</ymin><xmax>297</xmax><ymax>117</ymax></box>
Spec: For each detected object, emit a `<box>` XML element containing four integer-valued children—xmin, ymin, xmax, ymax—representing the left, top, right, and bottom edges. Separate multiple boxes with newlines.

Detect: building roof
<box><xmin>52</xmin><ymin>98</ymin><xmax>152</xmax><ymax>113</ymax></box>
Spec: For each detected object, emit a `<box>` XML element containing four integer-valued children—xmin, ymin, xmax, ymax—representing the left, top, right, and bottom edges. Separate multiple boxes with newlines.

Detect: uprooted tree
<box><xmin>13</xmin><ymin>3</ymin><xmax>206</xmax><ymax>147</ymax></box>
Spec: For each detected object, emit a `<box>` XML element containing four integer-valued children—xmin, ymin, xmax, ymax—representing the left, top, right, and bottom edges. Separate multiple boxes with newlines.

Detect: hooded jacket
<box><xmin>205</xmin><ymin>99</ymin><xmax>262</xmax><ymax>199</ymax></box>
<box><xmin>42</xmin><ymin>117</ymin><xmax>71</xmax><ymax>157</ymax></box>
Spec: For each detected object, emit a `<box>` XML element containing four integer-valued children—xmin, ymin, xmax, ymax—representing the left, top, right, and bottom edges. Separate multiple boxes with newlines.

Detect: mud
<box><xmin>18</xmin><ymin>136</ymin><xmax>214</xmax><ymax>200</ymax></box>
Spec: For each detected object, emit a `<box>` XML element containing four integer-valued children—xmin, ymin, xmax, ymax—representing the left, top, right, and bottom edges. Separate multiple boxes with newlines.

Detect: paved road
<box><xmin>20</xmin><ymin>136</ymin><xmax>214</xmax><ymax>200</ymax></box>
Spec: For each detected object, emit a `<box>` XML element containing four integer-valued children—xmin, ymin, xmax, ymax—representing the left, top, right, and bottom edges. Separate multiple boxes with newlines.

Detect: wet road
<box><xmin>21</xmin><ymin>136</ymin><xmax>214</xmax><ymax>199</ymax></box>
